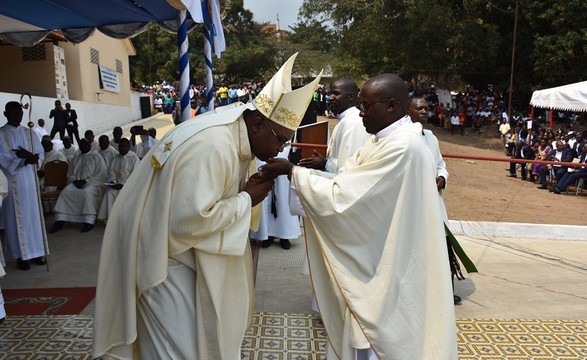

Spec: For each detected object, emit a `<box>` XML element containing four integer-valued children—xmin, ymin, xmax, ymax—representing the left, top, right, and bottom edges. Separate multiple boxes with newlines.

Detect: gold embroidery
<box><xmin>163</xmin><ymin>141</ymin><xmax>173</xmax><ymax>152</ymax></box>
<box><xmin>150</xmin><ymin>156</ymin><xmax>161</xmax><ymax>169</ymax></box>
<box><xmin>253</xmin><ymin>94</ymin><xmax>274</xmax><ymax>115</ymax></box>
<box><xmin>274</xmin><ymin>107</ymin><xmax>300</xmax><ymax>128</ymax></box>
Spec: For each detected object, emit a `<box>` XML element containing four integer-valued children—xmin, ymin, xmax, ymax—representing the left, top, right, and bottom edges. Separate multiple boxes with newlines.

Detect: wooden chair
<box><xmin>40</xmin><ymin>160</ymin><xmax>68</xmax><ymax>214</ymax></box>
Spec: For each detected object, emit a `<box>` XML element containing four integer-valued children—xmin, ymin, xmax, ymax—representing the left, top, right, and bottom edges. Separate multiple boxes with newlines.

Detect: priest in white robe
<box><xmin>50</xmin><ymin>138</ymin><xmax>108</xmax><ymax>233</ymax></box>
<box><xmin>260</xmin><ymin>74</ymin><xmax>457</xmax><ymax>359</ymax></box>
<box><xmin>299</xmin><ymin>79</ymin><xmax>369</xmax><ymax>174</ymax></box>
<box><xmin>41</xmin><ymin>136</ymin><xmax>67</xmax><ymax>168</ymax></box>
<box><xmin>97</xmin><ymin>135</ymin><xmax>118</xmax><ymax>169</ymax></box>
<box><xmin>92</xmin><ymin>54</ymin><xmax>322</xmax><ymax>360</ymax></box>
<box><xmin>59</xmin><ymin>136</ymin><xmax>78</xmax><ymax>163</ymax></box>
<box><xmin>97</xmin><ymin>138</ymin><xmax>140</xmax><ymax>221</ymax></box>
<box><xmin>0</xmin><ymin>101</ymin><xmax>49</xmax><ymax>271</ymax></box>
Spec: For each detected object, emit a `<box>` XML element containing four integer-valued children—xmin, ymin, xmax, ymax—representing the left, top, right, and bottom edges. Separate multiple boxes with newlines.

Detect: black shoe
<box><xmin>261</xmin><ymin>240</ymin><xmax>272</xmax><ymax>248</ymax></box>
<box><xmin>17</xmin><ymin>258</ymin><xmax>30</xmax><ymax>271</ymax></box>
<box><xmin>521</xmin><ymin>177</ymin><xmax>527</xmax><ymax>180</ymax></box>
<box><xmin>80</xmin><ymin>223</ymin><xmax>94</xmax><ymax>233</ymax></box>
<box><xmin>32</xmin><ymin>256</ymin><xmax>46</xmax><ymax>265</ymax></box>
<box><xmin>537</xmin><ymin>185</ymin><xmax>548</xmax><ymax>190</ymax></box>
<box><xmin>454</xmin><ymin>295</ymin><xmax>462</xmax><ymax>305</ymax></box>
<box><xmin>553</xmin><ymin>187</ymin><xmax>561</xmax><ymax>194</ymax></box>
<box><xmin>48</xmin><ymin>221</ymin><xmax>64</xmax><ymax>234</ymax></box>
<box><xmin>280</xmin><ymin>239</ymin><xmax>291</xmax><ymax>250</ymax></box>
<box><xmin>507</xmin><ymin>174</ymin><xmax>517</xmax><ymax>178</ymax></box>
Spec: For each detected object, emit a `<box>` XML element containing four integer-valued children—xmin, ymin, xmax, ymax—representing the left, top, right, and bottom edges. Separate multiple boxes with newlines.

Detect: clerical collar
<box><xmin>375</xmin><ymin>115</ymin><xmax>412</xmax><ymax>139</ymax></box>
<box><xmin>337</xmin><ymin>106</ymin><xmax>359</xmax><ymax>120</ymax></box>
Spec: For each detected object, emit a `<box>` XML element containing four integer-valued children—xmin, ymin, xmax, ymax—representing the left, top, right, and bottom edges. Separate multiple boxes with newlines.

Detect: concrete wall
<box><xmin>61</xmin><ymin>31</ymin><xmax>134</xmax><ymax>106</ymax></box>
<box><xmin>0</xmin><ymin>43</ymin><xmax>56</xmax><ymax>97</ymax></box>
<box><xmin>0</xmin><ymin>91</ymin><xmax>145</xmax><ymax>136</ymax></box>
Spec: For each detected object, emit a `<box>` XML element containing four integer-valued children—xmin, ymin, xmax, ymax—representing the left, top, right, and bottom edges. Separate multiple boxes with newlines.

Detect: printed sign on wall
<box><xmin>54</xmin><ymin>45</ymin><xmax>69</xmax><ymax>101</ymax></box>
<box><xmin>98</xmin><ymin>65</ymin><xmax>120</xmax><ymax>93</ymax></box>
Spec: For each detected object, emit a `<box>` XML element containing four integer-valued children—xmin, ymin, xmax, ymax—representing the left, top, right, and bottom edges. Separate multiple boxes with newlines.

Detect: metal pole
<box><xmin>507</xmin><ymin>0</ymin><xmax>519</xmax><ymax>122</ymax></box>
<box><xmin>20</xmin><ymin>93</ymin><xmax>49</xmax><ymax>271</ymax></box>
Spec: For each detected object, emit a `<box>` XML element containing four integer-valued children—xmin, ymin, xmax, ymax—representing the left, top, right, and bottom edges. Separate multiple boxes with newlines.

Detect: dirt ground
<box><xmin>322</xmin><ymin>117</ymin><xmax>586</xmax><ymax>226</ymax></box>
<box><xmin>431</xmin><ymin>124</ymin><xmax>585</xmax><ymax>226</ymax></box>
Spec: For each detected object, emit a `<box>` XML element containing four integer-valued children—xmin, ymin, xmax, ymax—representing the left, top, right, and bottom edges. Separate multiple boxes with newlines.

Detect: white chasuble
<box><xmin>293</xmin><ymin>122</ymin><xmax>457</xmax><ymax>359</ymax></box>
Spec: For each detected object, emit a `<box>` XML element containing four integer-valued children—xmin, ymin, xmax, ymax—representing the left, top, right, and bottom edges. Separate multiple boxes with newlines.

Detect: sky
<box><xmin>243</xmin><ymin>0</ymin><xmax>304</xmax><ymax>30</ymax></box>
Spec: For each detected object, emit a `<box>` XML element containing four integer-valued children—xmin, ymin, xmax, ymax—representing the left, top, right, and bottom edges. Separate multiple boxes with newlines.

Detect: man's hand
<box><xmin>298</xmin><ymin>150</ymin><xmax>327</xmax><ymax>170</ymax></box>
<box><xmin>110</xmin><ymin>183</ymin><xmax>123</xmax><ymax>190</ymax></box>
<box><xmin>436</xmin><ymin>176</ymin><xmax>446</xmax><ymax>192</ymax></box>
<box><xmin>73</xmin><ymin>179</ymin><xmax>87</xmax><ymax>189</ymax></box>
<box><xmin>243</xmin><ymin>173</ymin><xmax>274</xmax><ymax>206</ymax></box>
<box><xmin>13</xmin><ymin>146</ymin><xmax>38</xmax><ymax>165</ymax></box>
<box><xmin>258</xmin><ymin>158</ymin><xmax>294</xmax><ymax>183</ymax></box>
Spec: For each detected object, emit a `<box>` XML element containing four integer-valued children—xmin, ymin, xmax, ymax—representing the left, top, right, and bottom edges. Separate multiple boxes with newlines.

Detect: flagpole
<box><xmin>177</xmin><ymin>9</ymin><xmax>191</xmax><ymax>122</ymax></box>
<box><xmin>202</xmin><ymin>1</ymin><xmax>215</xmax><ymax>111</ymax></box>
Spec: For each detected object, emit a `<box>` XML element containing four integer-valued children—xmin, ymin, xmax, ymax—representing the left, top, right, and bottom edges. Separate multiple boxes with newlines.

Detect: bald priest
<box><xmin>92</xmin><ymin>54</ymin><xmax>322</xmax><ymax>360</ymax></box>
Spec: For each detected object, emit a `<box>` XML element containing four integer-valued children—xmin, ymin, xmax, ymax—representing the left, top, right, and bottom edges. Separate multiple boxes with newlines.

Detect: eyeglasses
<box><xmin>356</xmin><ymin>98</ymin><xmax>396</xmax><ymax>112</ymax></box>
<box><xmin>263</xmin><ymin>118</ymin><xmax>291</xmax><ymax>149</ymax></box>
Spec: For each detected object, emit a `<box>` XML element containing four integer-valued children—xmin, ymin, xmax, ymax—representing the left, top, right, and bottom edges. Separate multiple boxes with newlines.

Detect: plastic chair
<box><xmin>40</xmin><ymin>160</ymin><xmax>68</xmax><ymax>214</ymax></box>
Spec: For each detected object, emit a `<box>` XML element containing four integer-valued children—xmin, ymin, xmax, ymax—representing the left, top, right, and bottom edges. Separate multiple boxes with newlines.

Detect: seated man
<box><xmin>84</xmin><ymin>130</ymin><xmax>100</xmax><ymax>152</ymax></box>
<box><xmin>97</xmin><ymin>135</ymin><xmax>118</xmax><ymax>169</ymax></box>
<box><xmin>98</xmin><ymin>138</ymin><xmax>140</xmax><ymax>221</ymax></box>
<box><xmin>551</xmin><ymin>143</ymin><xmax>587</xmax><ymax>194</ymax></box>
<box><xmin>59</xmin><ymin>136</ymin><xmax>78</xmax><ymax>163</ymax></box>
<box><xmin>38</xmin><ymin>136</ymin><xmax>67</xmax><ymax>190</ymax></box>
<box><xmin>507</xmin><ymin>140</ymin><xmax>534</xmax><ymax>180</ymax></box>
<box><xmin>537</xmin><ymin>141</ymin><xmax>574</xmax><ymax>189</ymax></box>
<box><xmin>110</xmin><ymin>126</ymin><xmax>123</xmax><ymax>151</ymax></box>
<box><xmin>50</xmin><ymin>139</ymin><xmax>108</xmax><ymax>233</ymax></box>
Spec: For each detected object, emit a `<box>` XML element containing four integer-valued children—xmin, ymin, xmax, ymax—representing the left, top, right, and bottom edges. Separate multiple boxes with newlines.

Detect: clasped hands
<box><xmin>13</xmin><ymin>146</ymin><xmax>39</xmax><ymax>165</ymax></box>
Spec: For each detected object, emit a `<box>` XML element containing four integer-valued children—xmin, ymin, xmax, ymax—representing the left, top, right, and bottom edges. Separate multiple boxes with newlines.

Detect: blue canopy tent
<box><xmin>0</xmin><ymin>0</ymin><xmax>226</xmax><ymax>121</ymax></box>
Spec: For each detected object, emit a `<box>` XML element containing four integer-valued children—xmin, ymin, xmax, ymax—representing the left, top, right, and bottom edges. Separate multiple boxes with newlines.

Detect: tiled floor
<box><xmin>1</xmin><ymin>313</ymin><xmax>586</xmax><ymax>359</ymax></box>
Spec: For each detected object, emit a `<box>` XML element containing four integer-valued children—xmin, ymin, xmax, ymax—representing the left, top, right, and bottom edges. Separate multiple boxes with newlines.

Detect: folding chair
<box><xmin>40</xmin><ymin>160</ymin><xmax>68</xmax><ymax>214</ymax></box>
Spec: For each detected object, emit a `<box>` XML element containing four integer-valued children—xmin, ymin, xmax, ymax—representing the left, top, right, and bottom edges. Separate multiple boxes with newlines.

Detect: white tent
<box><xmin>530</xmin><ymin>81</ymin><xmax>587</xmax><ymax>112</ymax></box>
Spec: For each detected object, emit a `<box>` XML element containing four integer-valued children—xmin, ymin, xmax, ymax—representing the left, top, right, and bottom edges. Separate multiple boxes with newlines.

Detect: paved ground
<box><xmin>1</xmin><ymin>113</ymin><xmax>586</xmax><ymax>358</ymax></box>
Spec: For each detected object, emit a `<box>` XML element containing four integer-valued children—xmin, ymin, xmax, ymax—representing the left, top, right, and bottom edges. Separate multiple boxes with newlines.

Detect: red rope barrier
<box><xmin>291</xmin><ymin>142</ymin><xmax>584</xmax><ymax>168</ymax></box>
<box><xmin>442</xmin><ymin>153</ymin><xmax>584</xmax><ymax>168</ymax></box>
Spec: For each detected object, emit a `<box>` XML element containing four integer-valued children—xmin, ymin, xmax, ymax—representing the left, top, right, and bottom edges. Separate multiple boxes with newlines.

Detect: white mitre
<box><xmin>253</xmin><ymin>53</ymin><xmax>323</xmax><ymax>130</ymax></box>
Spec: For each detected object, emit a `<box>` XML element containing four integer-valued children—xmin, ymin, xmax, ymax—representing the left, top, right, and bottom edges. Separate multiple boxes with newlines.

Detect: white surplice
<box><xmin>53</xmin><ymin>151</ymin><xmax>107</xmax><ymax>224</ymax></box>
<box><xmin>292</xmin><ymin>119</ymin><xmax>457</xmax><ymax>359</ymax></box>
<box><xmin>0</xmin><ymin>124</ymin><xmax>48</xmax><ymax>261</ymax></box>
<box><xmin>97</xmin><ymin>151</ymin><xmax>140</xmax><ymax>220</ymax></box>
<box><xmin>250</xmin><ymin>145</ymin><xmax>300</xmax><ymax>241</ymax></box>
<box><xmin>422</xmin><ymin>128</ymin><xmax>449</xmax><ymax>222</ymax></box>
<box><xmin>59</xmin><ymin>145</ymin><xmax>78</xmax><ymax>163</ymax></box>
<box><xmin>93</xmin><ymin>103</ymin><xmax>260</xmax><ymax>360</ymax></box>
<box><xmin>325</xmin><ymin>106</ymin><xmax>370</xmax><ymax>174</ymax></box>
<box><xmin>42</xmin><ymin>148</ymin><xmax>67</xmax><ymax>168</ymax></box>
<box><xmin>97</xmin><ymin>146</ymin><xmax>118</xmax><ymax>169</ymax></box>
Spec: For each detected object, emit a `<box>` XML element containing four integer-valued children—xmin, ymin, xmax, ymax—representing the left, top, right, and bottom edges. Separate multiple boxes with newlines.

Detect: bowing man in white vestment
<box><xmin>260</xmin><ymin>74</ymin><xmax>457</xmax><ymax>360</ymax></box>
<box><xmin>0</xmin><ymin>102</ymin><xmax>48</xmax><ymax>271</ymax></box>
<box><xmin>92</xmin><ymin>54</ymin><xmax>322</xmax><ymax>360</ymax></box>
<box><xmin>50</xmin><ymin>138</ymin><xmax>108</xmax><ymax>233</ymax></box>
<box><xmin>97</xmin><ymin>135</ymin><xmax>118</xmax><ymax>169</ymax></box>
<box><xmin>97</xmin><ymin>138</ymin><xmax>139</xmax><ymax>221</ymax></box>
<box><xmin>40</xmin><ymin>136</ymin><xmax>67</xmax><ymax>167</ymax></box>
<box><xmin>249</xmin><ymin>144</ymin><xmax>301</xmax><ymax>250</ymax></box>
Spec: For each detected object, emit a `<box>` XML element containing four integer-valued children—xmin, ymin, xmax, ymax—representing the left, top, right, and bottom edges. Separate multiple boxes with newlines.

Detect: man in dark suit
<box><xmin>537</xmin><ymin>141</ymin><xmax>574</xmax><ymax>189</ymax></box>
<box><xmin>551</xmin><ymin>143</ymin><xmax>587</xmax><ymax>194</ymax></box>
<box><xmin>64</xmin><ymin>103</ymin><xmax>80</xmax><ymax>145</ymax></box>
<box><xmin>507</xmin><ymin>140</ymin><xmax>535</xmax><ymax>180</ymax></box>
<box><xmin>48</xmin><ymin>100</ymin><xmax>67</xmax><ymax>139</ymax></box>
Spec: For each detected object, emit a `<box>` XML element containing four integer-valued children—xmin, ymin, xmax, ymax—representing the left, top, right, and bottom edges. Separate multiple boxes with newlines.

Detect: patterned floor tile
<box><xmin>1</xmin><ymin>314</ymin><xmax>586</xmax><ymax>359</ymax></box>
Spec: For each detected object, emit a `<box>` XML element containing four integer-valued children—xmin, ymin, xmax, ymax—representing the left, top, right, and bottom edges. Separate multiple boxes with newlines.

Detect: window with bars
<box><xmin>90</xmin><ymin>48</ymin><xmax>99</xmax><ymax>64</ymax></box>
<box><xmin>116</xmin><ymin>59</ymin><xmax>123</xmax><ymax>73</ymax></box>
<box><xmin>22</xmin><ymin>45</ymin><xmax>46</xmax><ymax>61</ymax></box>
